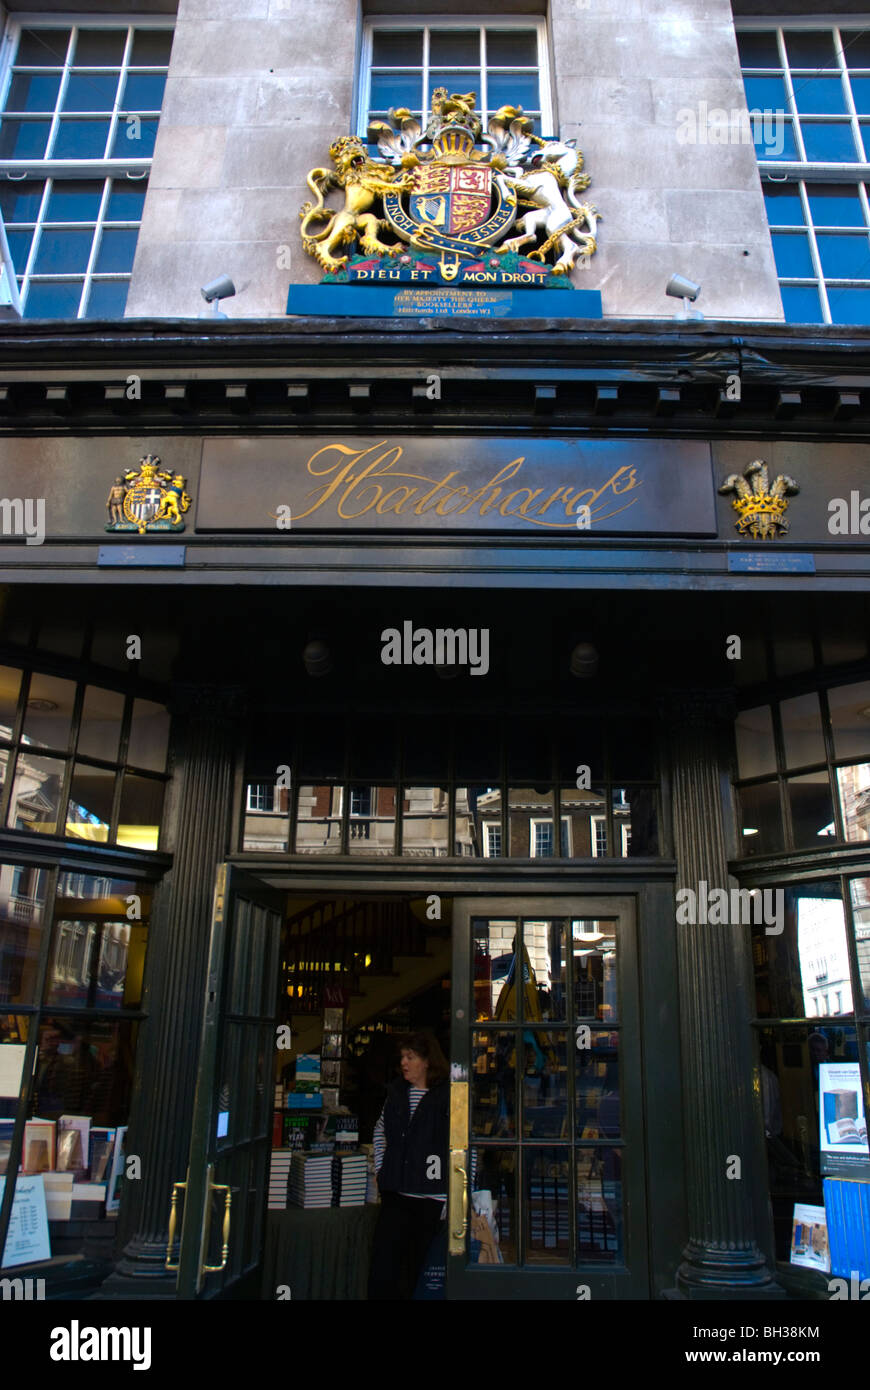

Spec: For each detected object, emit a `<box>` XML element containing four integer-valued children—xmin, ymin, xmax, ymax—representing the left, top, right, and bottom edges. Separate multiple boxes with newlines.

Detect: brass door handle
<box><xmin>164</xmin><ymin>1180</ymin><xmax>186</xmax><ymax>1271</ymax></box>
<box><xmin>451</xmin><ymin>1161</ymin><xmax>468</xmax><ymax>1240</ymax></box>
<box><xmin>201</xmin><ymin>1181</ymin><xmax>232</xmax><ymax>1275</ymax></box>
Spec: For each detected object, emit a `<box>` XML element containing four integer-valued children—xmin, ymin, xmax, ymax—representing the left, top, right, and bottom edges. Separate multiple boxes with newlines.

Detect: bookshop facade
<box><xmin>0</xmin><ymin>317</ymin><xmax>870</xmax><ymax>1299</ymax></box>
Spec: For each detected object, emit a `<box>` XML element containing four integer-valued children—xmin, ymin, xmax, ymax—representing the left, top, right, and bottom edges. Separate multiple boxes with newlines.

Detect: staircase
<box><xmin>280</xmin><ymin>898</ymin><xmax>451</xmax><ymax>1057</ymax></box>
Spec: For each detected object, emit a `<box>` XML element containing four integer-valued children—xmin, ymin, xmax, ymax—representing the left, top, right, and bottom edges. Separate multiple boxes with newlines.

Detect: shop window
<box><xmin>359</xmin><ymin>19</ymin><xmax>551</xmax><ymax>138</ymax></box>
<box><xmin>739</xmin><ymin>24</ymin><xmax>870</xmax><ymax>323</ymax></box>
<box><xmin>0</xmin><ymin>20</ymin><xmax>173</xmax><ymax>318</ymax></box>
<box><xmin>0</xmin><ymin>871</ymin><xmax>151</xmax><ymax>1274</ymax></box>
<box><xmin>0</xmin><ymin>663</ymin><xmax>169</xmax><ymax>850</ymax></box>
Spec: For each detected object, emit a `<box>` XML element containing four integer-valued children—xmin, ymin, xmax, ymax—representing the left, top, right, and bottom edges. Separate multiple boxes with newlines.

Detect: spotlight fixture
<box><xmin>569</xmin><ymin>642</ymin><xmax>599</xmax><ymax>679</ymax></box>
<box><xmin>302</xmin><ymin>639</ymin><xmax>333</xmax><ymax>677</ymax></box>
<box><xmin>200</xmin><ymin>274</ymin><xmax>236</xmax><ymax>318</ymax></box>
<box><xmin>666</xmin><ymin>273</ymin><xmax>704</xmax><ymax>321</ymax></box>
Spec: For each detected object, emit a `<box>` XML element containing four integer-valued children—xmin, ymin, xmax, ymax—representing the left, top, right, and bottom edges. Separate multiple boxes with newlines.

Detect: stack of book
<box><xmin>289</xmin><ymin>1152</ymin><xmax>333</xmax><ymax>1208</ymax></box>
<box><xmin>331</xmin><ymin>1152</ymin><xmax>367</xmax><ymax>1207</ymax></box>
<box><xmin>268</xmin><ymin>1150</ymin><xmax>294</xmax><ymax>1210</ymax></box>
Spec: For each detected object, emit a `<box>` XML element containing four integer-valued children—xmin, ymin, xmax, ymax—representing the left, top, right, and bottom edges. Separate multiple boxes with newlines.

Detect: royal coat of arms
<box><xmin>105</xmin><ymin>454</ymin><xmax>191</xmax><ymax>535</ymax></box>
<box><xmin>299</xmin><ymin>90</ymin><xmax>599</xmax><ymax>287</ymax></box>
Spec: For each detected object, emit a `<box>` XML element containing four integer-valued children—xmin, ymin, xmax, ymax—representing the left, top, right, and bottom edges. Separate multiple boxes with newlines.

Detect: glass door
<box><xmin>447</xmin><ymin>896</ymin><xmax>648</xmax><ymax>1299</ymax></box>
<box><xmin>167</xmin><ymin>864</ymin><xmax>284</xmax><ymax>1299</ymax></box>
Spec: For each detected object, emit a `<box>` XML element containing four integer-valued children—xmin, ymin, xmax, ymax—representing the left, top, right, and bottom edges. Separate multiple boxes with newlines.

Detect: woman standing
<box><xmin>367</xmin><ymin>1031</ymin><xmax>449</xmax><ymax>1300</ymax></box>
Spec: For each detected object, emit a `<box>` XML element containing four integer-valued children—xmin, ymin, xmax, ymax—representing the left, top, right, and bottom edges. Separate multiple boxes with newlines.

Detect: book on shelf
<box><xmin>23</xmin><ymin>1118</ymin><xmax>56</xmax><ymax>1173</ymax></box>
<box><xmin>56</xmin><ymin>1115</ymin><xmax>90</xmax><ymax>1175</ymax></box>
<box><xmin>88</xmin><ymin>1127</ymin><xmax>116</xmax><ymax>1183</ymax></box>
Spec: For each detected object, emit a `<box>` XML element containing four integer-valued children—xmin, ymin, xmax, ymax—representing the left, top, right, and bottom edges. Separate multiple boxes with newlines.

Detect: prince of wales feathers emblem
<box><xmin>299</xmin><ymin>90</ymin><xmax>600</xmax><ymax>283</ymax></box>
<box><xmin>105</xmin><ymin>454</ymin><xmax>191</xmax><ymax>535</ymax></box>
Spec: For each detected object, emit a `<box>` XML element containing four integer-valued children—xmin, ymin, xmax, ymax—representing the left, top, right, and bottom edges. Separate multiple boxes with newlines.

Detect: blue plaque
<box><xmin>728</xmin><ymin>552</ymin><xmax>816</xmax><ymax>574</ymax></box>
<box><xmin>97</xmin><ymin>545</ymin><xmax>186</xmax><ymax>567</ymax></box>
<box><xmin>286</xmin><ymin>283</ymin><xmax>602</xmax><ymax>320</ymax></box>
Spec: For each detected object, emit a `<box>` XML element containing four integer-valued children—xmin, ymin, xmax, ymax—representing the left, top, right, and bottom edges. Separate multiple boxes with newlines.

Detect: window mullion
<box><xmin>80</xmin><ymin>176</ymin><xmax>111</xmax><ymax>317</ymax></box>
<box><xmin>480</xmin><ymin>25</ymin><xmax>487</xmax><ymax>124</ymax></box>
<box><xmin>799</xmin><ymin>179</ymin><xmax>832</xmax><ymax>322</ymax></box>
<box><xmin>778</xmin><ymin>29</ymin><xmax>808</xmax><ymax>164</ymax></box>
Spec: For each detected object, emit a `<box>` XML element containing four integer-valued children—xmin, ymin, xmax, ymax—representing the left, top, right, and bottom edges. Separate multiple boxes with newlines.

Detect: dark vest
<box><xmin>377</xmin><ymin>1077</ymin><xmax>449</xmax><ymax>1196</ymax></box>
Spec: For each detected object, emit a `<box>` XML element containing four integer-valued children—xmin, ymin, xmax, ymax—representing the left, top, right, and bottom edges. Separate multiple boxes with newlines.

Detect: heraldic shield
<box><xmin>105</xmin><ymin>454</ymin><xmax>191</xmax><ymax>535</ymax></box>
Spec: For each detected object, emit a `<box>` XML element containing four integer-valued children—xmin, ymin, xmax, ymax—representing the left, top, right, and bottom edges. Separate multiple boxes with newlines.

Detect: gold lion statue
<box><xmin>299</xmin><ymin>135</ymin><xmax>413</xmax><ymax>273</ymax></box>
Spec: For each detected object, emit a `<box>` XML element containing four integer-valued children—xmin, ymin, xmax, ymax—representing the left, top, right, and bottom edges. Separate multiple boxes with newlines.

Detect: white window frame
<box><xmin>621</xmin><ymin>823</ymin><xmax>632</xmax><ymax>857</ymax></box>
<box><xmin>483</xmin><ymin>820</ymin><xmax>502</xmax><ymax>858</ymax></box>
<box><xmin>737</xmin><ymin>17</ymin><xmax>870</xmax><ymax>323</ymax></box>
<box><xmin>246</xmin><ymin>782</ymin><xmax>276</xmax><ymax>814</ymax></box>
<box><xmin>357</xmin><ymin>15</ymin><xmax>553</xmax><ymax>139</ymax></box>
<box><xmin>0</xmin><ymin>13</ymin><xmax>173</xmax><ymax>318</ymax></box>
<box><xmin>529</xmin><ymin>815</ymin><xmax>572</xmax><ymax>857</ymax></box>
<box><xmin>590</xmin><ymin>814</ymin><xmax>607</xmax><ymax>858</ymax></box>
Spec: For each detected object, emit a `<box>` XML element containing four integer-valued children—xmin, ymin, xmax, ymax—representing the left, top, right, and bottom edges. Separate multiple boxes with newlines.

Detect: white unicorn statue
<box><xmin>498</xmin><ymin>141</ymin><xmax>599</xmax><ymax>275</ymax></box>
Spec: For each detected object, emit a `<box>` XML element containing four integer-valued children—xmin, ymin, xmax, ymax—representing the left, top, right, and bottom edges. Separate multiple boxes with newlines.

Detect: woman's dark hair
<box><xmin>400</xmin><ymin>1030</ymin><xmax>449</xmax><ymax>1086</ymax></box>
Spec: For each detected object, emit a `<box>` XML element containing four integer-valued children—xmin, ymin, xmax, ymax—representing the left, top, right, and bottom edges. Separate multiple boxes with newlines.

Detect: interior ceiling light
<box><xmin>26</xmin><ymin>698</ymin><xmax>57</xmax><ymax>711</ymax></box>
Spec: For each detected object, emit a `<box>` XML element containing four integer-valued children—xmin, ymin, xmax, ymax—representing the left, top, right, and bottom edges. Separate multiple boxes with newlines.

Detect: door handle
<box><xmin>201</xmin><ymin>1180</ymin><xmax>232</xmax><ymax>1275</ymax></box>
<box><xmin>164</xmin><ymin>1179</ymin><xmax>186</xmax><ymax>1271</ymax></box>
<box><xmin>450</xmin><ymin>1154</ymin><xmax>468</xmax><ymax>1252</ymax></box>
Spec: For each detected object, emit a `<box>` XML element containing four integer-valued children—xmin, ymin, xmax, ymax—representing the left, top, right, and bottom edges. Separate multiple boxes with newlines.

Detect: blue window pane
<box><xmin>486</xmin><ymin>31</ymin><xmax>537</xmax><ymax>66</ymax></box>
<box><xmin>786</xmin><ymin>31</ymin><xmax>838</xmax><ymax>70</ymax></box>
<box><xmin>130</xmin><ymin>31</ymin><xmax>174</xmax><ymax>67</ymax></box>
<box><xmin>51</xmin><ymin>119</ymin><xmax>111</xmax><ymax>159</ymax></box>
<box><xmin>62</xmin><ymin>72</ymin><xmax>119</xmax><ymax>113</ymax></box>
<box><xmin>0</xmin><ymin>119</ymin><xmax>50</xmax><ymax>159</ymax></box>
<box><xmin>487</xmin><ymin>72</ymin><xmax>539</xmax><ymax>110</ymax></box>
<box><xmin>845</xmin><ymin>33</ymin><xmax>870</xmax><ymax>68</ymax></box>
<box><xmin>0</xmin><ymin>180</ymin><xmax>45</xmax><ymax>222</ymax></box>
<box><xmin>369</xmin><ymin>71</ymin><xmax>423</xmax><ymax>111</ymax></box>
<box><xmin>5</xmin><ymin>73</ymin><xmax>61</xmax><ymax>113</ymax></box>
<box><xmin>763</xmin><ymin>184</ymin><xmax>805</xmax><ymax>226</ymax></box>
<box><xmin>851</xmin><ymin>78</ymin><xmax>870</xmax><ymax>114</ymax></box>
<box><xmin>828</xmin><ymin>286</ymin><xmax>870</xmax><ymax>322</ymax></box>
<box><xmin>121</xmin><ymin>73</ymin><xmax>166</xmax><ymax>112</ymax></box>
<box><xmin>793</xmin><ymin>77</ymin><xmax>848</xmax><ymax>115</ymax></box>
<box><xmin>105</xmin><ymin>181</ymin><xmax>147</xmax><ymax>221</ymax></box>
<box><xmin>110</xmin><ymin>117</ymin><xmax>158</xmax><ymax>158</ymax></box>
<box><xmin>755</xmin><ymin>116</ymin><xmax>796</xmax><ymax>160</ymax></box>
<box><xmin>24</xmin><ymin>279</ymin><xmax>83</xmax><ymax>318</ymax></box>
<box><xmin>85</xmin><ymin>279</ymin><xmax>129</xmax><ymax>318</ymax></box>
<box><xmin>781</xmin><ymin>285</ymin><xmax>824</xmax><ymax>322</ymax></box>
<box><xmin>72</xmin><ymin>31</ymin><xmax>126</xmax><ymax>66</ymax></box>
<box><xmin>800</xmin><ymin>122</ymin><xmax>859</xmax><ymax>161</ymax></box>
<box><xmin>430</xmin><ymin>31</ymin><xmax>479</xmax><ymax>66</ymax></box>
<box><xmin>772</xmin><ymin>232</ymin><xmax>815</xmax><ymax>277</ymax></box>
<box><xmin>45</xmin><ymin>181</ymin><xmax>104</xmax><ymax>222</ymax></box>
<box><xmin>15</xmin><ymin>29</ymin><xmax>70</xmax><ymax>65</ymax></box>
<box><xmin>94</xmin><ymin>227</ymin><xmax>138</xmax><ymax>273</ymax></box>
<box><xmin>816</xmin><ymin>233</ymin><xmax>870</xmax><ymax>279</ymax></box>
<box><xmin>371</xmin><ymin>30</ymin><xmax>422</xmax><ymax>66</ymax></box>
<box><xmin>6</xmin><ymin>229</ymin><xmax>33</xmax><ymax>272</ymax></box>
<box><xmin>33</xmin><ymin>227</ymin><xmax>93</xmax><ymax>273</ymax></box>
<box><xmin>737</xmin><ymin>32</ymin><xmax>780</xmax><ymax>69</ymax></box>
<box><xmin>743</xmin><ymin>75</ymin><xmax>788</xmax><ymax>109</ymax></box>
<box><xmin>806</xmin><ymin>182</ymin><xmax>865</xmax><ymax>227</ymax></box>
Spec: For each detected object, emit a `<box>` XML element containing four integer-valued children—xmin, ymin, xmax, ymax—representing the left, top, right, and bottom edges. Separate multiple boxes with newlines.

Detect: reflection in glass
<box><xmin>20</xmin><ymin>673</ymin><xmax>76</xmax><ymax>751</ymax></box>
<box><xmin>473</xmin><ymin>919</ymin><xmax>518</xmax><ymax>1020</ymax></box>
<box><xmin>506</xmin><ymin>788</ymin><xmax>555</xmax><ymax>857</ymax></box>
<box><xmin>472</xmin><ymin>1030</ymin><xmax>515</xmax><ymax>1138</ymax></box>
<box><xmin>67</xmin><ymin>762</ymin><xmax>113</xmax><ymax>842</ymax></box>
<box><xmin>525</xmin><ymin>1147</ymin><xmax>571</xmax><ymax>1263</ymax></box>
<box><xmin>0</xmin><ymin>667</ymin><xmax>21</xmax><ymax>742</ymax></box>
<box><xmin>561</xmin><ymin>786</ymin><xmax>607</xmax><ymax>856</ymax></box>
<box><xmin>456</xmin><ymin>785</ymin><xmax>501</xmax><ymax>857</ymax></box>
<box><xmin>848</xmin><ymin>879</ymin><xmax>870</xmax><ymax>1014</ymax></box>
<box><xmin>753</xmin><ymin>883</ymin><xmax>851</xmax><ymax>1018</ymax></box>
<box><xmin>348</xmin><ymin>785</ymin><xmax>396</xmax><ymax>855</ymax></box>
<box><xmin>117</xmin><ymin>773</ymin><xmax>164</xmax><ymax>850</ymax></box>
<box><xmin>577</xmin><ymin>1033</ymin><xmax>620</xmax><ymax>1137</ymax></box>
<box><xmin>576</xmin><ymin>1148</ymin><xmax>622</xmax><ymax>1262</ymax></box>
<box><xmin>472</xmin><ymin>1149</ymin><xmax>516</xmax><ymax>1265</ymax></box>
<box><xmin>242</xmin><ymin>780</ymin><xmax>289</xmax><ymax>852</ymax></box>
<box><xmin>523</xmin><ymin>1032</ymin><xmax>567</xmax><ymax>1139</ymax></box>
<box><xmin>295</xmin><ymin>784</ymin><xmax>342</xmax><ymax>854</ymax></box>
<box><xmin>838</xmin><ymin>764</ymin><xmax>870</xmax><ymax>841</ymax></box>
<box><xmin>787</xmin><ymin>771</ymin><xmax>835</xmax><ymax>846</ymax></box>
<box><xmin>401</xmin><ymin>786</ymin><xmax>448</xmax><ymax>856</ymax></box>
<box><xmin>33</xmin><ymin>1015</ymin><xmax>139</xmax><ymax>1123</ymax></box>
<box><xmin>829</xmin><ymin>682</ymin><xmax>870</xmax><ymax>759</ymax></box>
<box><xmin>76</xmin><ymin>686</ymin><xmax>124</xmax><ymax>762</ymax></box>
<box><xmin>738</xmin><ymin>780</ymin><xmax>783</xmax><ymax>856</ymax></box>
<box><xmin>7</xmin><ymin>752</ymin><xmax>65</xmax><ymax>834</ymax></box>
<box><xmin>0</xmin><ymin>863</ymin><xmax>48</xmax><ymax>1005</ymax></box>
<box><xmin>574</xmin><ymin>921</ymin><xmax>618</xmax><ymax>1022</ymax></box>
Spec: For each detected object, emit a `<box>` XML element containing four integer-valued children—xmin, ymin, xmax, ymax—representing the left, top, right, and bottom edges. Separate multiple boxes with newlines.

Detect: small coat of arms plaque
<box><xmin>105</xmin><ymin>454</ymin><xmax>191</xmax><ymax>535</ymax></box>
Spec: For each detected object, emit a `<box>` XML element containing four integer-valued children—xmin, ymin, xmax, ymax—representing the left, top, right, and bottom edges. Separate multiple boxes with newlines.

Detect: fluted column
<box><xmin>664</xmin><ymin>692</ymin><xmax>781</xmax><ymax>1299</ymax></box>
<box><xmin>100</xmin><ymin>685</ymin><xmax>243</xmax><ymax>1297</ymax></box>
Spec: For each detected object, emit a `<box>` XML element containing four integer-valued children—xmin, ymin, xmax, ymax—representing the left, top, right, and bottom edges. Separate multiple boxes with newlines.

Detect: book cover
<box><xmin>106</xmin><ymin>1125</ymin><xmax>127</xmax><ymax>1213</ymax></box>
<box><xmin>23</xmin><ymin>1118</ymin><xmax>56</xmax><ymax>1173</ymax></box>
<box><xmin>56</xmin><ymin>1115</ymin><xmax>90</xmax><ymax>1175</ymax></box>
<box><xmin>789</xmin><ymin>1202</ymin><xmax>829</xmax><ymax>1272</ymax></box>
<box><xmin>88</xmin><ymin>1127</ymin><xmax>116</xmax><ymax>1183</ymax></box>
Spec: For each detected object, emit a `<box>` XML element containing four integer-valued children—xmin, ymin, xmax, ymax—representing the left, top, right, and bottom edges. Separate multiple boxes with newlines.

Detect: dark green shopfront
<box><xmin>0</xmin><ymin>316</ymin><xmax>869</xmax><ymax>1300</ymax></box>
